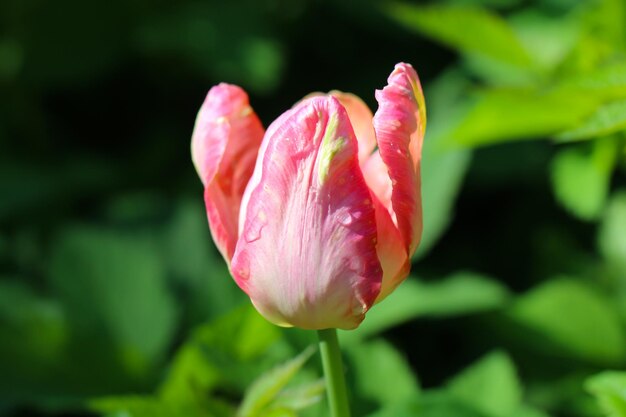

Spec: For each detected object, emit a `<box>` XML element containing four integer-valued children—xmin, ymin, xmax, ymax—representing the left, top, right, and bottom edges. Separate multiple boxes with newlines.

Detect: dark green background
<box><xmin>1</xmin><ymin>0</ymin><xmax>626</xmax><ymax>416</ymax></box>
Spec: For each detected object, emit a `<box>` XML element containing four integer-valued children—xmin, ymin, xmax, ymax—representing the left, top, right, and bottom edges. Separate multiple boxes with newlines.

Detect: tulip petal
<box><xmin>368</xmin><ymin>63</ymin><xmax>426</xmax><ymax>255</ymax></box>
<box><xmin>191</xmin><ymin>83</ymin><xmax>264</xmax><ymax>261</ymax></box>
<box><xmin>300</xmin><ymin>91</ymin><xmax>376</xmax><ymax>166</ymax></box>
<box><xmin>371</xmin><ymin>193</ymin><xmax>410</xmax><ymax>302</ymax></box>
<box><xmin>237</xmin><ymin>105</ymin><xmax>297</xmax><ymax>232</ymax></box>
<box><xmin>231</xmin><ymin>96</ymin><xmax>382</xmax><ymax>330</ymax></box>
<box><xmin>360</xmin><ymin>152</ymin><xmax>412</xmax><ymax>302</ymax></box>
<box><xmin>328</xmin><ymin>91</ymin><xmax>377</xmax><ymax>166</ymax></box>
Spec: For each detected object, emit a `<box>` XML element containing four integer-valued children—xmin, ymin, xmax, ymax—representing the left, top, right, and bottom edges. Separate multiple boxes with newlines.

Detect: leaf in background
<box><xmin>237</xmin><ymin>346</ymin><xmax>316</xmax><ymax>417</ymax></box>
<box><xmin>366</xmin><ymin>391</ymin><xmax>487</xmax><ymax>417</ymax></box>
<box><xmin>554</xmin><ymin>0</ymin><xmax>625</xmax><ymax>74</ymax></box>
<box><xmin>344</xmin><ymin>272</ymin><xmax>509</xmax><ymax>343</ymax></box>
<box><xmin>586</xmin><ymin>371</ymin><xmax>626</xmax><ymax>417</ymax></box>
<box><xmin>447</xmin><ymin>351</ymin><xmax>522</xmax><ymax>417</ymax></box>
<box><xmin>557</xmin><ymin>62</ymin><xmax>626</xmax><ymax>101</ymax></box>
<box><xmin>509</xmin><ymin>9</ymin><xmax>580</xmax><ymax>74</ymax></box>
<box><xmin>386</xmin><ymin>3</ymin><xmax>534</xmax><ymax>69</ymax></box>
<box><xmin>557</xmin><ymin>100</ymin><xmax>626</xmax><ymax>141</ymax></box>
<box><xmin>583</xmin><ymin>0</ymin><xmax>625</xmax><ymax>50</ymax></box>
<box><xmin>526</xmin><ymin>373</ymin><xmax>595</xmax><ymax>417</ymax></box>
<box><xmin>132</xmin><ymin>306</ymin><xmax>311</xmax><ymax>417</ymax></box>
<box><xmin>598</xmin><ymin>191</ymin><xmax>626</xmax><ymax>271</ymax></box>
<box><xmin>159</xmin><ymin>305</ymin><xmax>281</xmax><ymax>403</ymax></box>
<box><xmin>260</xmin><ymin>409</ymin><xmax>298</xmax><ymax>417</ymax></box>
<box><xmin>49</xmin><ymin>227</ymin><xmax>178</xmax><ymax>380</ymax></box>
<box><xmin>164</xmin><ymin>199</ymin><xmax>245</xmax><ymax>322</ymax></box>
<box><xmin>449</xmin><ymin>89</ymin><xmax>600</xmax><ymax>147</ymax></box>
<box><xmin>0</xmin><ymin>279</ymin><xmax>67</xmax><ymax>361</ymax></box>
<box><xmin>0</xmin><ymin>279</ymin><xmax>68</xmax><ymax>404</ymax></box>
<box><xmin>158</xmin><ymin>340</ymin><xmax>220</xmax><ymax>405</ymax></box>
<box><xmin>347</xmin><ymin>340</ymin><xmax>420</xmax><ymax>413</ymax></box>
<box><xmin>462</xmin><ymin>54</ymin><xmax>540</xmax><ymax>88</ymax></box>
<box><xmin>460</xmin><ymin>9</ymin><xmax>580</xmax><ymax>86</ymax></box>
<box><xmin>271</xmin><ymin>380</ymin><xmax>325</xmax><ymax>412</ymax></box>
<box><xmin>366</xmin><ymin>360</ymin><xmax>548</xmax><ymax>417</ymax></box>
<box><xmin>414</xmin><ymin>70</ymin><xmax>472</xmax><ymax>259</ymax></box>
<box><xmin>509</xmin><ymin>405</ymin><xmax>552</xmax><ymax>417</ymax></box>
<box><xmin>509</xmin><ymin>278</ymin><xmax>626</xmax><ymax>365</ymax></box>
<box><xmin>550</xmin><ymin>138</ymin><xmax>618</xmax><ymax>220</ymax></box>
<box><xmin>90</xmin><ymin>395</ymin><xmax>229</xmax><ymax>417</ymax></box>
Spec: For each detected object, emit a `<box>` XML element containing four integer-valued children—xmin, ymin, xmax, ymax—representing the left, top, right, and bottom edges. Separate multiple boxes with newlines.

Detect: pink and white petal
<box><xmin>371</xmin><ymin>194</ymin><xmax>411</xmax><ymax>303</ymax></box>
<box><xmin>231</xmin><ymin>96</ymin><xmax>382</xmax><ymax>330</ymax></box>
<box><xmin>191</xmin><ymin>83</ymin><xmax>265</xmax><ymax>262</ymax></box>
<box><xmin>362</xmin><ymin>150</ymin><xmax>393</xmax><ymax>212</ymax></box>
<box><xmin>371</xmin><ymin>63</ymin><xmax>426</xmax><ymax>255</ymax></box>
<box><xmin>328</xmin><ymin>91</ymin><xmax>377</xmax><ymax>166</ymax></box>
<box><xmin>238</xmin><ymin>105</ymin><xmax>298</xmax><ymax>233</ymax></box>
<box><xmin>294</xmin><ymin>91</ymin><xmax>376</xmax><ymax>166</ymax></box>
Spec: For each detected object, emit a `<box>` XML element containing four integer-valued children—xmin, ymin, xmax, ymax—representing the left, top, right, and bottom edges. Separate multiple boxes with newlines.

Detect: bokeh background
<box><xmin>2</xmin><ymin>0</ymin><xmax>626</xmax><ymax>416</ymax></box>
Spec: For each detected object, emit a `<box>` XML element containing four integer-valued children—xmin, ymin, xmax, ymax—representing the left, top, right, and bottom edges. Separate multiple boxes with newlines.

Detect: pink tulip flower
<box><xmin>191</xmin><ymin>63</ymin><xmax>426</xmax><ymax>330</ymax></box>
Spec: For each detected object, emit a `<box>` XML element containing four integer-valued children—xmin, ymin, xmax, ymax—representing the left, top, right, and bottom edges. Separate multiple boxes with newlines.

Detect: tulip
<box><xmin>192</xmin><ymin>63</ymin><xmax>426</xmax><ymax>331</ymax></box>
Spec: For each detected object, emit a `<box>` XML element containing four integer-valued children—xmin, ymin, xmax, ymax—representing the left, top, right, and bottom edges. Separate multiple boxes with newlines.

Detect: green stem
<box><xmin>317</xmin><ymin>328</ymin><xmax>351</xmax><ymax>417</ymax></box>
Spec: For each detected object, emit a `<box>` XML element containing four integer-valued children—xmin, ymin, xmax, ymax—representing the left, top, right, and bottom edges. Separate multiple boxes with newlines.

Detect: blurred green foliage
<box><xmin>1</xmin><ymin>0</ymin><xmax>626</xmax><ymax>416</ymax></box>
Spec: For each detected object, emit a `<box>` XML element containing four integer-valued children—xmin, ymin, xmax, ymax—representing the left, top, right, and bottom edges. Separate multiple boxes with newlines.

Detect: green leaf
<box><xmin>365</xmin><ymin>391</ymin><xmax>549</xmax><ymax>417</ymax></box>
<box><xmin>160</xmin><ymin>305</ymin><xmax>281</xmax><ymax>403</ymax></box>
<box><xmin>49</xmin><ymin>227</ymin><xmax>178</xmax><ymax>378</ymax></box>
<box><xmin>347</xmin><ymin>340</ymin><xmax>420</xmax><ymax>410</ymax></box>
<box><xmin>447</xmin><ymin>351</ymin><xmax>522</xmax><ymax>417</ymax></box>
<box><xmin>158</xmin><ymin>341</ymin><xmax>221</xmax><ymax>405</ymax></box>
<box><xmin>557</xmin><ymin>63</ymin><xmax>626</xmax><ymax>102</ymax></box>
<box><xmin>460</xmin><ymin>10</ymin><xmax>580</xmax><ymax>86</ymax></box>
<box><xmin>270</xmin><ymin>380</ymin><xmax>325</xmax><ymax>411</ymax></box>
<box><xmin>0</xmin><ymin>279</ymin><xmax>68</xmax><ymax>404</ymax></box>
<box><xmin>526</xmin><ymin>373</ymin><xmax>595</xmax><ymax>417</ymax></box>
<box><xmin>550</xmin><ymin>138</ymin><xmax>618</xmax><ymax>220</ymax></box>
<box><xmin>555</xmin><ymin>0</ymin><xmax>625</xmax><ymax>74</ymax></box>
<box><xmin>557</xmin><ymin>100</ymin><xmax>626</xmax><ymax>141</ymax></box>
<box><xmin>509</xmin><ymin>278</ymin><xmax>626</xmax><ymax>365</ymax></box>
<box><xmin>449</xmin><ymin>89</ymin><xmax>600</xmax><ymax>147</ymax></box>
<box><xmin>598</xmin><ymin>191</ymin><xmax>626</xmax><ymax>271</ymax></box>
<box><xmin>584</xmin><ymin>0</ymin><xmax>626</xmax><ymax>48</ymax></box>
<box><xmin>89</xmin><ymin>395</ymin><xmax>225</xmax><ymax>417</ymax></box>
<box><xmin>260</xmin><ymin>409</ymin><xmax>298</xmax><ymax>417</ymax></box>
<box><xmin>386</xmin><ymin>3</ymin><xmax>534</xmax><ymax>69</ymax></box>
<box><xmin>164</xmin><ymin>199</ymin><xmax>245</xmax><ymax>322</ymax></box>
<box><xmin>0</xmin><ymin>279</ymin><xmax>67</xmax><ymax>362</ymax></box>
<box><xmin>366</xmin><ymin>392</ymin><xmax>488</xmax><ymax>417</ymax></box>
<box><xmin>509</xmin><ymin>405</ymin><xmax>552</xmax><ymax>417</ymax></box>
<box><xmin>509</xmin><ymin>10</ymin><xmax>580</xmax><ymax>73</ymax></box>
<box><xmin>461</xmin><ymin>54</ymin><xmax>539</xmax><ymax>88</ymax></box>
<box><xmin>345</xmin><ymin>272</ymin><xmax>509</xmax><ymax>343</ymax></box>
<box><xmin>586</xmin><ymin>371</ymin><xmax>626</xmax><ymax>417</ymax></box>
<box><xmin>237</xmin><ymin>346</ymin><xmax>316</xmax><ymax>417</ymax></box>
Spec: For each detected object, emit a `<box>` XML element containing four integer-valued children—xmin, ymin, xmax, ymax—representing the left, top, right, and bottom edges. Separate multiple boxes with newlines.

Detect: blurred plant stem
<box><xmin>318</xmin><ymin>328</ymin><xmax>351</xmax><ymax>417</ymax></box>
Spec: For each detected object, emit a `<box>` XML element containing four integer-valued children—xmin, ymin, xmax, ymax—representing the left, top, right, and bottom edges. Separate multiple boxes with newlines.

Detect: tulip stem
<box><xmin>318</xmin><ymin>328</ymin><xmax>351</xmax><ymax>417</ymax></box>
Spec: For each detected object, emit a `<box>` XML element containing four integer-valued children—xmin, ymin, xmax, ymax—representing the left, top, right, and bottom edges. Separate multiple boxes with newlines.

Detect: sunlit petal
<box><xmin>232</xmin><ymin>96</ymin><xmax>382</xmax><ymax>329</ymax></box>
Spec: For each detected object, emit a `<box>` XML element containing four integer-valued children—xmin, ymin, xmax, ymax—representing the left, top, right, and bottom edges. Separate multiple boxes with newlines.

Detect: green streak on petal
<box><xmin>318</xmin><ymin>114</ymin><xmax>346</xmax><ymax>184</ymax></box>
